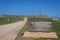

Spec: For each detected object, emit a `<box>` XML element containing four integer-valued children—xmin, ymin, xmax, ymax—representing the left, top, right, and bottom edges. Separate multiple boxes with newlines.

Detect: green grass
<box><xmin>52</xmin><ymin>21</ymin><xmax>60</xmax><ymax>38</ymax></box>
<box><xmin>0</xmin><ymin>17</ymin><xmax>24</xmax><ymax>25</ymax></box>
<box><xmin>18</xmin><ymin>22</ymin><xmax>28</xmax><ymax>36</ymax></box>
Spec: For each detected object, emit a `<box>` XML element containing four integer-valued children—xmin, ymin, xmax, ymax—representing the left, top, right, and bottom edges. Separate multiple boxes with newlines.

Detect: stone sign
<box><xmin>28</xmin><ymin>21</ymin><xmax>52</xmax><ymax>32</ymax></box>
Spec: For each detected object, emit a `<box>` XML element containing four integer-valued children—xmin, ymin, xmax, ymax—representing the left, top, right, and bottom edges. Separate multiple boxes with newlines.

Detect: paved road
<box><xmin>0</xmin><ymin>17</ymin><xmax>27</xmax><ymax>40</ymax></box>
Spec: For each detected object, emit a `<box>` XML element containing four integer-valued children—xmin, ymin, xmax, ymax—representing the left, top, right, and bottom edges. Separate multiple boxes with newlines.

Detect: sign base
<box><xmin>23</xmin><ymin>31</ymin><xmax>58</xmax><ymax>38</ymax></box>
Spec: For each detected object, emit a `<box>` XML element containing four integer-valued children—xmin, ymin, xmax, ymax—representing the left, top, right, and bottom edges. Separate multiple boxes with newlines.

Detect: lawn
<box><xmin>0</xmin><ymin>17</ymin><xmax>24</xmax><ymax>25</ymax></box>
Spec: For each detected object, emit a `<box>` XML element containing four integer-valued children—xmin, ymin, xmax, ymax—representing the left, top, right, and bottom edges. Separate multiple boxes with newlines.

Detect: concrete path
<box><xmin>0</xmin><ymin>17</ymin><xmax>27</xmax><ymax>40</ymax></box>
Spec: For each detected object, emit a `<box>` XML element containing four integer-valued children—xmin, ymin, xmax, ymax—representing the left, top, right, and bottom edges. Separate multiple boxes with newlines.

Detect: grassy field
<box><xmin>0</xmin><ymin>17</ymin><xmax>24</xmax><ymax>25</ymax></box>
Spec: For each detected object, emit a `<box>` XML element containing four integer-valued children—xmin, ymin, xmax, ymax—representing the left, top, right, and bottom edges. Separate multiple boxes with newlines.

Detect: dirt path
<box><xmin>0</xmin><ymin>17</ymin><xmax>27</xmax><ymax>40</ymax></box>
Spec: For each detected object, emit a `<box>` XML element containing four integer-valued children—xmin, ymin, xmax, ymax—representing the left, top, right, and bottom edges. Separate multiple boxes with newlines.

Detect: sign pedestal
<box><xmin>23</xmin><ymin>31</ymin><xmax>58</xmax><ymax>38</ymax></box>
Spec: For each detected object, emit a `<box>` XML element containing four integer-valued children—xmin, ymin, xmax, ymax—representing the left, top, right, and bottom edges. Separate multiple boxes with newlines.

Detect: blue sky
<box><xmin>0</xmin><ymin>0</ymin><xmax>60</xmax><ymax>18</ymax></box>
